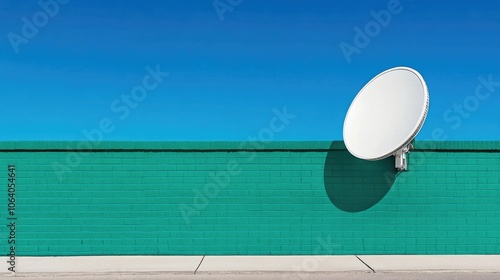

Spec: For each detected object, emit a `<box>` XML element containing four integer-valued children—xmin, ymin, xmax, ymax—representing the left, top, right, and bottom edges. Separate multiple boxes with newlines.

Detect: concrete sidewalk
<box><xmin>3</xmin><ymin>255</ymin><xmax>500</xmax><ymax>274</ymax></box>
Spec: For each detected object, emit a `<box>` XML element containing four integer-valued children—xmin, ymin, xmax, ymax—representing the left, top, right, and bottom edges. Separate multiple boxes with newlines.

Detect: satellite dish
<box><xmin>343</xmin><ymin>66</ymin><xmax>429</xmax><ymax>171</ymax></box>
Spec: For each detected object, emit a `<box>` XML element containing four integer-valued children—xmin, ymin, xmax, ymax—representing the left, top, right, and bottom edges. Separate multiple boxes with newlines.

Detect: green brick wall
<box><xmin>1</xmin><ymin>141</ymin><xmax>499</xmax><ymax>256</ymax></box>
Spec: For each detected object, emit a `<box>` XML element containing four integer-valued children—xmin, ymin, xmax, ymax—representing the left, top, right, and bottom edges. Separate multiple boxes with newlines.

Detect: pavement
<box><xmin>2</xmin><ymin>255</ymin><xmax>500</xmax><ymax>278</ymax></box>
<box><xmin>3</xmin><ymin>272</ymin><xmax>500</xmax><ymax>280</ymax></box>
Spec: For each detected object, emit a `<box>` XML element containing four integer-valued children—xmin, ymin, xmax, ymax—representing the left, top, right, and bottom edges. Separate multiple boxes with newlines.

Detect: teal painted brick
<box><xmin>0</xmin><ymin>141</ymin><xmax>499</xmax><ymax>256</ymax></box>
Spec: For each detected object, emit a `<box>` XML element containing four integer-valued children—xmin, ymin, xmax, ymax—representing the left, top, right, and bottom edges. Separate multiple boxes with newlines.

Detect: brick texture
<box><xmin>0</xmin><ymin>141</ymin><xmax>499</xmax><ymax>256</ymax></box>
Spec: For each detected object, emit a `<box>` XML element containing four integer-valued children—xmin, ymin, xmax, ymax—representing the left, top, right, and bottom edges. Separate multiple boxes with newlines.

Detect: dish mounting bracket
<box><xmin>394</xmin><ymin>143</ymin><xmax>413</xmax><ymax>171</ymax></box>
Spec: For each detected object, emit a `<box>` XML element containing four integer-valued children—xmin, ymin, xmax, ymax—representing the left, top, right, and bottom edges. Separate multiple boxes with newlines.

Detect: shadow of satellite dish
<box><xmin>323</xmin><ymin>142</ymin><xmax>397</xmax><ymax>213</ymax></box>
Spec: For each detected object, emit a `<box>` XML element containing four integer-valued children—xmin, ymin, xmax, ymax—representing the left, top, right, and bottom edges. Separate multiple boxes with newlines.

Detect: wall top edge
<box><xmin>0</xmin><ymin>141</ymin><xmax>499</xmax><ymax>152</ymax></box>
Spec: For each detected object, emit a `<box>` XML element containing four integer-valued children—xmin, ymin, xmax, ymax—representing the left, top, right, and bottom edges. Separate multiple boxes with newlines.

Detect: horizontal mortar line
<box><xmin>1</xmin><ymin>149</ymin><xmax>499</xmax><ymax>153</ymax></box>
<box><xmin>0</xmin><ymin>149</ymin><xmax>337</xmax><ymax>153</ymax></box>
<box><xmin>414</xmin><ymin>149</ymin><xmax>500</xmax><ymax>152</ymax></box>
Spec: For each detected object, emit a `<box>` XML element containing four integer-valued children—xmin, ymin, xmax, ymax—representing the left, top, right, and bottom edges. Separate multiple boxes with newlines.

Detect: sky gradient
<box><xmin>1</xmin><ymin>0</ymin><xmax>499</xmax><ymax>141</ymax></box>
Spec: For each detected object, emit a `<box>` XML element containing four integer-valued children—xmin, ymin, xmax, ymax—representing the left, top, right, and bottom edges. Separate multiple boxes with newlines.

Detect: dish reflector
<box><xmin>343</xmin><ymin>66</ymin><xmax>429</xmax><ymax>170</ymax></box>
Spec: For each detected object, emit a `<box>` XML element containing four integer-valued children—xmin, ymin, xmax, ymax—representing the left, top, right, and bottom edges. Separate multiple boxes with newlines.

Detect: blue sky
<box><xmin>1</xmin><ymin>0</ymin><xmax>499</xmax><ymax>141</ymax></box>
